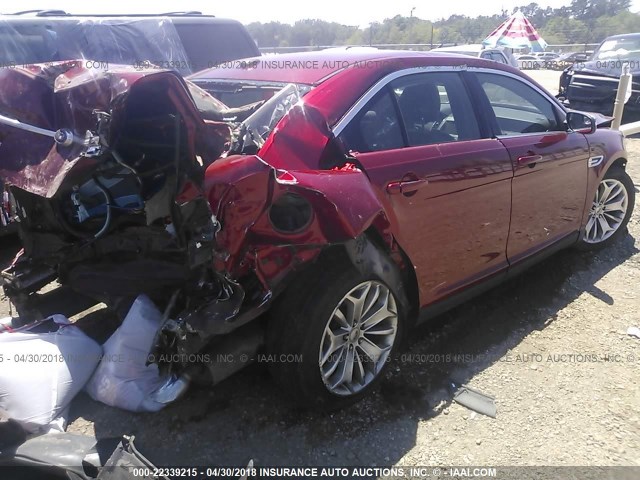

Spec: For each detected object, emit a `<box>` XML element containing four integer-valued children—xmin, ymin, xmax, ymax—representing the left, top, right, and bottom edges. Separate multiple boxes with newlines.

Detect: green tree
<box><xmin>246</xmin><ymin>1</ymin><xmax>638</xmax><ymax>49</ymax></box>
<box><xmin>593</xmin><ymin>11</ymin><xmax>640</xmax><ymax>39</ymax></box>
<box><xmin>571</xmin><ymin>0</ymin><xmax>631</xmax><ymax>21</ymax></box>
<box><xmin>540</xmin><ymin>17</ymin><xmax>589</xmax><ymax>44</ymax></box>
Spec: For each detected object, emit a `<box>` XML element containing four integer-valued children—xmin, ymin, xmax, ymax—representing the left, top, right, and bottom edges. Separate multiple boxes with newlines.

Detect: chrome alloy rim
<box><xmin>584</xmin><ymin>179</ymin><xmax>629</xmax><ymax>244</ymax></box>
<box><xmin>319</xmin><ymin>281</ymin><xmax>398</xmax><ymax>396</ymax></box>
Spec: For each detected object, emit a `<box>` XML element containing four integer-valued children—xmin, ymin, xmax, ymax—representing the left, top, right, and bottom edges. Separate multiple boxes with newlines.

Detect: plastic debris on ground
<box><xmin>0</xmin><ymin>315</ymin><xmax>102</xmax><ymax>433</ymax></box>
<box><xmin>85</xmin><ymin>294</ymin><xmax>189</xmax><ymax>412</ymax></box>
<box><xmin>0</xmin><ymin>407</ymin><xmax>27</xmax><ymax>449</ymax></box>
<box><xmin>1</xmin><ymin>431</ymin><xmax>168</xmax><ymax>479</ymax></box>
<box><xmin>627</xmin><ymin>326</ymin><xmax>640</xmax><ymax>339</ymax></box>
<box><xmin>451</xmin><ymin>382</ymin><xmax>497</xmax><ymax>418</ymax></box>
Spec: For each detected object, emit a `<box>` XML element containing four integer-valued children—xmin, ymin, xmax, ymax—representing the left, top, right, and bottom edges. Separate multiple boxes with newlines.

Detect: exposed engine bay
<box><xmin>0</xmin><ymin>61</ymin><xmax>396</xmax><ymax>384</ymax></box>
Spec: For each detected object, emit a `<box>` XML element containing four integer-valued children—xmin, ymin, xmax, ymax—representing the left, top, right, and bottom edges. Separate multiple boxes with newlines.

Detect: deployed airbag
<box><xmin>0</xmin><ymin>315</ymin><xmax>102</xmax><ymax>433</ymax></box>
<box><xmin>85</xmin><ymin>295</ymin><xmax>188</xmax><ymax>412</ymax></box>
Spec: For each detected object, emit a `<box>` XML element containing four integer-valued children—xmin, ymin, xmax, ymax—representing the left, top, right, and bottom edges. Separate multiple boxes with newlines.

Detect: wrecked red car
<box><xmin>0</xmin><ymin>50</ymin><xmax>635</xmax><ymax>409</ymax></box>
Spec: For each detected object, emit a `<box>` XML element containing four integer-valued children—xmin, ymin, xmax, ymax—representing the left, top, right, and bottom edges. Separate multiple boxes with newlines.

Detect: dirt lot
<box><xmin>525</xmin><ymin>69</ymin><xmax>563</xmax><ymax>94</ymax></box>
<box><xmin>1</xmin><ymin>135</ymin><xmax>639</xmax><ymax>470</ymax></box>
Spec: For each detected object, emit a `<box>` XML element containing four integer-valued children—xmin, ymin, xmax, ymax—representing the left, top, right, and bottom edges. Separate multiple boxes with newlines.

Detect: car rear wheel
<box><xmin>579</xmin><ymin>167</ymin><xmax>635</xmax><ymax>249</ymax></box>
<box><xmin>266</xmin><ymin>255</ymin><xmax>404</xmax><ymax>409</ymax></box>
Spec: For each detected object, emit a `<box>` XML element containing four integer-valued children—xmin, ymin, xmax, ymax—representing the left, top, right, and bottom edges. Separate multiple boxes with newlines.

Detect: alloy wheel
<box><xmin>319</xmin><ymin>280</ymin><xmax>398</xmax><ymax>396</ymax></box>
<box><xmin>583</xmin><ymin>178</ymin><xmax>629</xmax><ymax>244</ymax></box>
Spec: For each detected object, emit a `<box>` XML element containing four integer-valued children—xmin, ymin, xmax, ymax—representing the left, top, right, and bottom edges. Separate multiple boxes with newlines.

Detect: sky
<box><xmin>4</xmin><ymin>0</ymin><xmax>640</xmax><ymax>28</ymax></box>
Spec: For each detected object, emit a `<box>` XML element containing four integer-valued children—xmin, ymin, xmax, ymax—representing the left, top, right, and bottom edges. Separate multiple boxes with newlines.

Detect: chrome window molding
<box><xmin>332</xmin><ymin>65</ymin><xmax>567</xmax><ymax>138</ymax></box>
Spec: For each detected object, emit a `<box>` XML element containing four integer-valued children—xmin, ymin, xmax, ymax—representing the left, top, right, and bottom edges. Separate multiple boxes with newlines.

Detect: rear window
<box><xmin>194</xmin><ymin>81</ymin><xmax>301</xmax><ymax>108</ymax></box>
<box><xmin>174</xmin><ymin>23</ymin><xmax>258</xmax><ymax>72</ymax></box>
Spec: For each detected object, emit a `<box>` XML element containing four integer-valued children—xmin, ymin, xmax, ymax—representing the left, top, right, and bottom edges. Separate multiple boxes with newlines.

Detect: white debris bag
<box><xmin>0</xmin><ymin>315</ymin><xmax>102</xmax><ymax>433</ymax></box>
<box><xmin>85</xmin><ymin>294</ymin><xmax>185</xmax><ymax>412</ymax></box>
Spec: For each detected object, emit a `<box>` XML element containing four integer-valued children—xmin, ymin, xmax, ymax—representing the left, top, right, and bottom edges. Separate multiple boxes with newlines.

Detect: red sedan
<box><xmin>1</xmin><ymin>50</ymin><xmax>634</xmax><ymax>409</ymax></box>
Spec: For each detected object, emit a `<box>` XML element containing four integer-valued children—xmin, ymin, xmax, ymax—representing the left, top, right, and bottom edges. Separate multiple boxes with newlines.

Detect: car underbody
<box><xmin>0</xmin><ymin>60</ymin><xmax>412</xmax><ymax>384</ymax></box>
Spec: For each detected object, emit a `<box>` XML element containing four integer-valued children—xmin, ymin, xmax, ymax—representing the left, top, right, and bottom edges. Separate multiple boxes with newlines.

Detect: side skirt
<box><xmin>415</xmin><ymin>232</ymin><xmax>580</xmax><ymax>326</ymax></box>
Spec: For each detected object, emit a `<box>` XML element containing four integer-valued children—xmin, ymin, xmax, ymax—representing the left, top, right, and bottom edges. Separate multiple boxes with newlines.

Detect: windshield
<box><xmin>593</xmin><ymin>36</ymin><xmax>640</xmax><ymax>61</ymax></box>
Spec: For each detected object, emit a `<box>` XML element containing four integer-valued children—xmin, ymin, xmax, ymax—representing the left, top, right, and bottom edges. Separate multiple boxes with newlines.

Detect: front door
<box><xmin>473</xmin><ymin>71</ymin><xmax>590</xmax><ymax>263</ymax></box>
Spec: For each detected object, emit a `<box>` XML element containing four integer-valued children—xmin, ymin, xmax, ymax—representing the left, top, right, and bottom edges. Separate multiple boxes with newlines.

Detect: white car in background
<box><xmin>516</xmin><ymin>54</ymin><xmax>542</xmax><ymax>70</ymax></box>
<box><xmin>534</xmin><ymin>52</ymin><xmax>560</xmax><ymax>61</ymax></box>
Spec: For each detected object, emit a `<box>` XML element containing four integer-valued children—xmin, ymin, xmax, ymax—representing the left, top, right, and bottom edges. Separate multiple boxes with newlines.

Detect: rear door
<box><xmin>336</xmin><ymin>69</ymin><xmax>513</xmax><ymax>307</ymax></box>
<box><xmin>471</xmin><ymin>71</ymin><xmax>589</xmax><ymax>263</ymax></box>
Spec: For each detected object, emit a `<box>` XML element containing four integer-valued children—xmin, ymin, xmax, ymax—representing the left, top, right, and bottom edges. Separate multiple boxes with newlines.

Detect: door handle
<box><xmin>386</xmin><ymin>178</ymin><xmax>429</xmax><ymax>195</ymax></box>
<box><xmin>517</xmin><ymin>154</ymin><xmax>542</xmax><ymax>167</ymax></box>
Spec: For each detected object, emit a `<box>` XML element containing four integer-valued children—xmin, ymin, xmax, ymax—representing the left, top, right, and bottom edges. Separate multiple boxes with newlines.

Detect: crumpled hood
<box><xmin>0</xmin><ymin>61</ymin><xmax>205</xmax><ymax>197</ymax></box>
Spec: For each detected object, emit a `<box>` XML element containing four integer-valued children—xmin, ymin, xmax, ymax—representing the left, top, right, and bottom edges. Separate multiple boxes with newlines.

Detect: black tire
<box><xmin>577</xmin><ymin>167</ymin><xmax>635</xmax><ymax>250</ymax></box>
<box><xmin>266</xmin><ymin>252</ymin><xmax>405</xmax><ymax>410</ymax></box>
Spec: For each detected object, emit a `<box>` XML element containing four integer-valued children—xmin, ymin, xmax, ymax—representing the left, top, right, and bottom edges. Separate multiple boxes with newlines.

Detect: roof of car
<box><xmin>431</xmin><ymin>44</ymin><xmax>484</xmax><ymax>53</ymax></box>
<box><xmin>0</xmin><ymin>12</ymin><xmax>243</xmax><ymax>24</ymax></box>
<box><xmin>189</xmin><ymin>49</ymin><xmax>496</xmax><ymax>85</ymax></box>
<box><xmin>4</xmin><ymin>10</ymin><xmax>214</xmax><ymax>17</ymax></box>
<box><xmin>0</xmin><ymin>11</ymin><xmax>250</xmax><ymax>27</ymax></box>
<box><xmin>601</xmin><ymin>32</ymin><xmax>640</xmax><ymax>40</ymax></box>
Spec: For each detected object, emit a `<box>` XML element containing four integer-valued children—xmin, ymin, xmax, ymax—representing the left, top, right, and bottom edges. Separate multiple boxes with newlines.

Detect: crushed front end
<box><xmin>0</xmin><ymin>61</ymin><xmax>247</xmax><ymax>379</ymax></box>
<box><xmin>559</xmin><ymin>49</ymin><xmax>640</xmax><ymax>121</ymax></box>
<box><xmin>0</xmin><ymin>61</ymin><xmax>391</xmax><ymax>385</ymax></box>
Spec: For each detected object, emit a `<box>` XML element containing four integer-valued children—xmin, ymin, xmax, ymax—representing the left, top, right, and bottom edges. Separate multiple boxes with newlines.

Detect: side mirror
<box><xmin>566</xmin><ymin>111</ymin><xmax>596</xmax><ymax>134</ymax></box>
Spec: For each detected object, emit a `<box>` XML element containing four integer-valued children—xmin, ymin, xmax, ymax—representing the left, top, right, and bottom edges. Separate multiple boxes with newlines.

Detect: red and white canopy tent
<box><xmin>482</xmin><ymin>11</ymin><xmax>548</xmax><ymax>52</ymax></box>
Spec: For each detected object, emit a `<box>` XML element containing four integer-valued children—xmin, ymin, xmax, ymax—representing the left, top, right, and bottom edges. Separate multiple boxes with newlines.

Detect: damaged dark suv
<box><xmin>0</xmin><ymin>50</ymin><xmax>634</xmax><ymax>410</ymax></box>
<box><xmin>559</xmin><ymin>33</ymin><xmax>640</xmax><ymax>121</ymax></box>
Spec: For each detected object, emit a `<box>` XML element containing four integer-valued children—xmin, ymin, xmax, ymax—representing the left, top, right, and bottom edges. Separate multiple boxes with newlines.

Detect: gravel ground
<box><xmin>1</xmin><ymin>133</ymin><xmax>638</xmax><ymax>471</ymax></box>
<box><xmin>525</xmin><ymin>69</ymin><xmax>563</xmax><ymax>94</ymax></box>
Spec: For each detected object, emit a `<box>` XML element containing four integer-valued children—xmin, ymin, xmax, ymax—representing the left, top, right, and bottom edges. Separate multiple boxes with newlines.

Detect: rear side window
<box><xmin>339</xmin><ymin>71</ymin><xmax>482</xmax><ymax>153</ymax></box>
<box><xmin>174</xmin><ymin>24</ymin><xmax>258</xmax><ymax>72</ymax></box>
<box><xmin>476</xmin><ymin>72</ymin><xmax>560</xmax><ymax>135</ymax></box>
<box><xmin>339</xmin><ymin>89</ymin><xmax>404</xmax><ymax>153</ymax></box>
<box><xmin>390</xmin><ymin>72</ymin><xmax>481</xmax><ymax>146</ymax></box>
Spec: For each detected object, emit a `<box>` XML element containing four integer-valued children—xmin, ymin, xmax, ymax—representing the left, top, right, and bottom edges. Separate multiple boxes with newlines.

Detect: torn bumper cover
<box><xmin>0</xmin><ymin>433</ymin><xmax>171</xmax><ymax>480</ymax></box>
<box><xmin>0</xmin><ymin>61</ymin><xmax>392</xmax><ymax>380</ymax></box>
